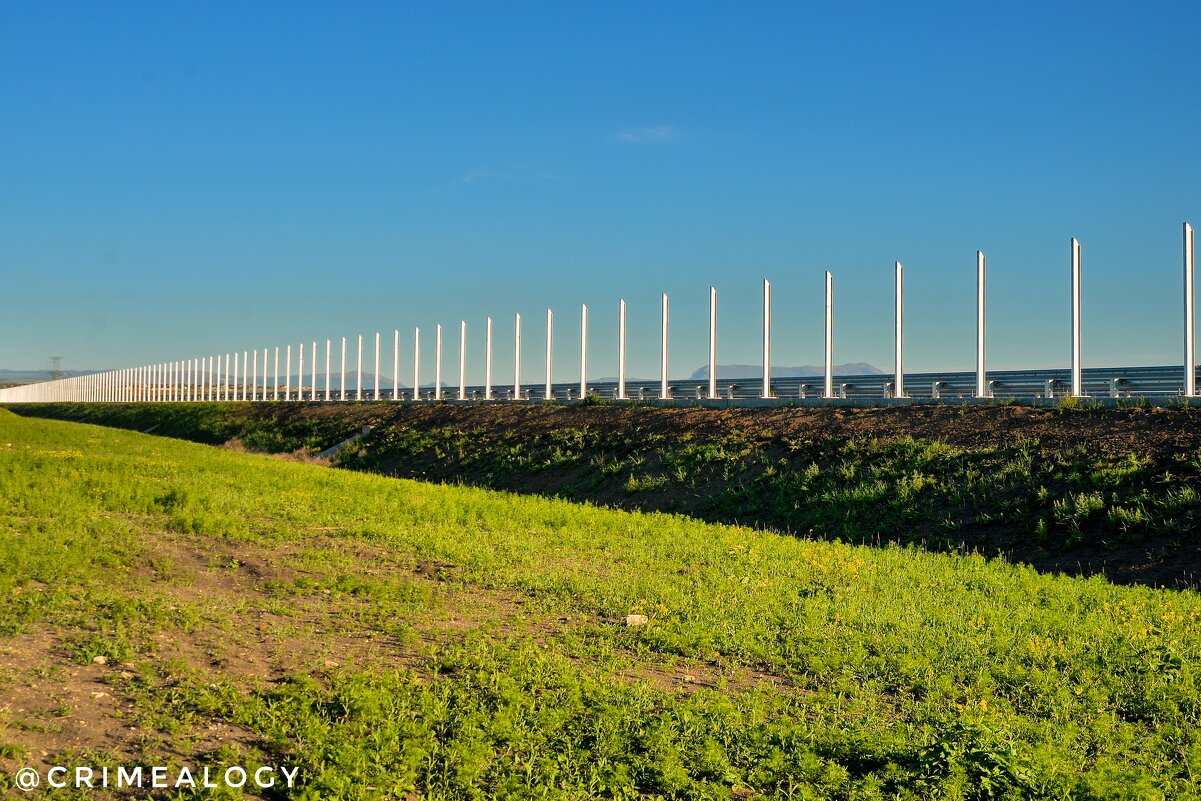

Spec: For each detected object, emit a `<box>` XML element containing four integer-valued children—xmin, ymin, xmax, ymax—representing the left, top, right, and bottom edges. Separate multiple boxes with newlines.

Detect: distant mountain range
<box><xmin>689</xmin><ymin>363</ymin><xmax>883</xmax><ymax>380</ymax></box>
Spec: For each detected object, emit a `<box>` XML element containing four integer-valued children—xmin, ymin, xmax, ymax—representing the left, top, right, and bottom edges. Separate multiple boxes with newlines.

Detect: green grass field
<box><xmin>2</xmin><ymin>408</ymin><xmax>1201</xmax><ymax>799</ymax></box>
<box><xmin>19</xmin><ymin>400</ymin><xmax>1201</xmax><ymax>591</ymax></box>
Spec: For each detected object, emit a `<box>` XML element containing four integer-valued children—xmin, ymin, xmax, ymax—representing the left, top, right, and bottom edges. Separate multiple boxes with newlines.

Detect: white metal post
<box><xmin>709</xmin><ymin>287</ymin><xmax>718</xmax><ymax>400</ymax></box>
<box><xmin>413</xmin><ymin>327</ymin><xmax>421</xmax><ymax>401</ymax></box>
<box><xmin>373</xmin><ymin>332</ymin><xmax>380</xmax><ymax>401</ymax></box>
<box><xmin>262</xmin><ymin>348</ymin><xmax>268</xmax><ymax>402</ymax></box>
<box><xmin>514</xmin><ymin>313</ymin><xmax>522</xmax><ymax>400</ymax></box>
<box><xmin>1071</xmin><ymin>237</ymin><xmax>1083</xmax><ymax>397</ymax></box>
<box><xmin>356</xmin><ymin>334</ymin><xmax>363</xmax><ymax>401</ymax></box>
<box><xmin>324</xmin><ymin>340</ymin><xmax>331</xmax><ymax>401</ymax></box>
<box><xmin>545</xmin><ymin>309</ymin><xmax>553</xmax><ymax>400</ymax></box>
<box><xmin>435</xmin><ymin>324</ymin><xmax>443</xmax><ymax>400</ymax></box>
<box><xmin>251</xmin><ymin>350</ymin><xmax>258</xmax><ymax>401</ymax></box>
<box><xmin>580</xmin><ymin>304</ymin><xmax>588</xmax><ymax>399</ymax></box>
<box><xmin>286</xmin><ymin>345</ymin><xmax>292</xmax><ymax>401</ymax></box>
<box><xmin>895</xmin><ymin>261</ymin><xmax>905</xmax><ymax>398</ymax></box>
<box><xmin>762</xmin><ymin>279</ymin><xmax>772</xmax><ymax>398</ymax></box>
<box><xmin>823</xmin><ymin>272</ymin><xmax>834</xmax><ymax>399</ymax></box>
<box><xmin>976</xmin><ymin>251</ymin><xmax>987</xmax><ymax>397</ymax></box>
<box><xmin>485</xmin><ymin>316</ymin><xmax>493</xmax><ymax>399</ymax></box>
<box><xmin>297</xmin><ymin>344</ymin><xmax>303</xmax><ymax>401</ymax></box>
<box><xmin>392</xmin><ymin>330</ymin><xmax>400</xmax><ymax>401</ymax></box>
<box><xmin>458</xmin><ymin>320</ymin><xmax>467</xmax><ymax>401</ymax></box>
<box><xmin>617</xmin><ymin>299</ymin><xmax>627</xmax><ymax>399</ymax></box>
<box><xmin>1186</xmin><ymin>222</ymin><xmax>1196</xmax><ymax>396</ymax></box>
<box><xmin>660</xmin><ymin>293</ymin><xmax>669</xmax><ymax>400</ymax></box>
<box><xmin>273</xmin><ymin>347</ymin><xmax>279</xmax><ymax>401</ymax></box>
<box><xmin>234</xmin><ymin>352</ymin><xmax>240</xmax><ymax>401</ymax></box>
<box><xmin>340</xmin><ymin>336</ymin><xmax>347</xmax><ymax>401</ymax></box>
<box><xmin>311</xmin><ymin>341</ymin><xmax>317</xmax><ymax>401</ymax></box>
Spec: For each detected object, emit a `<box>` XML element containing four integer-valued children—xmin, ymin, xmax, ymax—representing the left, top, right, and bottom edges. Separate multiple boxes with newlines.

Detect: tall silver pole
<box><xmin>761</xmin><ymin>279</ymin><xmax>772</xmax><ymax>398</ymax></box>
<box><xmin>545</xmin><ymin>309</ymin><xmax>553</xmax><ymax>400</ymax></box>
<box><xmin>252</xmin><ymin>350</ymin><xmax>258</xmax><ymax>401</ymax></box>
<box><xmin>485</xmin><ymin>316</ymin><xmax>493</xmax><ymax>399</ymax></box>
<box><xmin>392</xmin><ymin>330</ymin><xmax>400</xmax><ymax>401</ymax></box>
<box><xmin>514</xmin><ymin>313</ymin><xmax>522</xmax><ymax>400</ymax></box>
<box><xmin>340</xmin><ymin>336</ymin><xmax>347</xmax><ymax>401</ymax></box>
<box><xmin>435</xmin><ymin>324</ymin><xmax>443</xmax><ymax>400</ymax></box>
<box><xmin>356</xmin><ymin>334</ymin><xmax>363</xmax><ymax>401</ymax></box>
<box><xmin>823</xmin><ymin>272</ymin><xmax>834</xmax><ymax>399</ymax></box>
<box><xmin>297</xmin><ymin>344</ymin><xmax>303</xmax><ymax>402</ymax></box>
<box><xmin>1186</xmin><ymin>222</ymin><xmax>1196</xmax><ymax>396</ymax></box>
<box><xmin>373</xmin><ymin>332</ymin><xmax>381</xmax><ymax>401</ymax></box>
<box><xmin>976</xmin><ymin>251</ymin><xmax>987</xmax><ymax>398</ymax></box>
<box><xmin>311</xmin><ymin>341</ymin><xmax>317</xmax><ymax>401</ymax></box>
<box><xmin>413</xmin><ymin>327</ymin><xmax>421</xmax><ymax>400</ymax></box>
<box><xmin>708</xmin><ymin>287</ymin><xmax>718</xmax><ymax>399</ymax></box>
<box><xmin>324</xmin><ymin>340</ymin><xmax>331</xmax><ymax>402</ymax></box>
<box><xmin>286</xmin><ymin>345</ymin><xmax>292</xmax><ymax>401</ymax></box>
<box><xmin>273</xmin><ymin>347</ymin><xmax>279</xmax><ymax>401</ymax></box>
<box><xmin>660</xmin><ymin>292</ymin><xmax>669</xmax><ymax>400</ymax></box>
<box><xmin>1071</xmin><ymin>237</ymin><xmax>1083</xmax><ymax>397</ymax></box>
<box><xmin>458</xmin><ymin>321</ymin><xmax>467</xmax><ymax>401</ymax></box>
<box><xmin>617</xmin><ymin>299</ymin><xmax>627</xmax><ymax>399</ymax></box>
<box><xmin>895</xmin><ymin>261</ymin><xmax>905</xmax><ymax>398</ymax></box>
<box><xmin>580</xmin><ymin>304</ymin><xmax>588</xmax><ymax>398</ymax></box>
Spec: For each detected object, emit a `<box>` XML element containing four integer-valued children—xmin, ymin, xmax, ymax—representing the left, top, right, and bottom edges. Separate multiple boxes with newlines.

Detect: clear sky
<box><xmin>2</xmin><ymin>1</ymin><xmax>1199</xmax><ymax>383</ymax></box>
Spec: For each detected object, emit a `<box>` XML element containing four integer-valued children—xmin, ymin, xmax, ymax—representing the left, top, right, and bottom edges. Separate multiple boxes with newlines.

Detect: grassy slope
<box><xmin>16</xmin><ymin>401</ymin><xmax>1201</xmax><ymax>589</ymax></box>
<box><xmin>1</xmin><ymin>411</ymin><xmax>1201</xmax><ymax>798</ymax></box>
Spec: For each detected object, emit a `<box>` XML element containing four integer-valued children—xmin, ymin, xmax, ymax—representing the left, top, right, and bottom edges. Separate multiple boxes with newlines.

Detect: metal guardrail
<box><xmin>378</xmin><ymin>365</ymin><xmax>1197</xmax><ymax>403</ymax></box>
<box><xmin>6</xmin><ymin>365</ymin><xmax>1200</xmax><ymax>405</ymax></box>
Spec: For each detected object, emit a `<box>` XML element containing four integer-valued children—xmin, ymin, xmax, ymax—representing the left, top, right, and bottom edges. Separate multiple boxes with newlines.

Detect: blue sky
<box><xmin>2</xmin><ymin>1</ymin><xmax>1199</xmax><ymax>382</ymax></box>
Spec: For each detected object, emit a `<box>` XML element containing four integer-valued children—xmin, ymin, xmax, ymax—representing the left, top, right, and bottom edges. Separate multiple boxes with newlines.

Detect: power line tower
<box><xmin>47</xmin><ymin>356</ymin><xmax>67</xmax><ymax>381</ymax></box>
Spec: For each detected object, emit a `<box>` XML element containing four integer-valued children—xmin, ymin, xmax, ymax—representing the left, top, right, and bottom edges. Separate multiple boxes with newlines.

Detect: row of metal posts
<box><xmin>2</xmin><ymin>224</ymin><xmax>1196</xmax><ymax>403</ymax></box>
